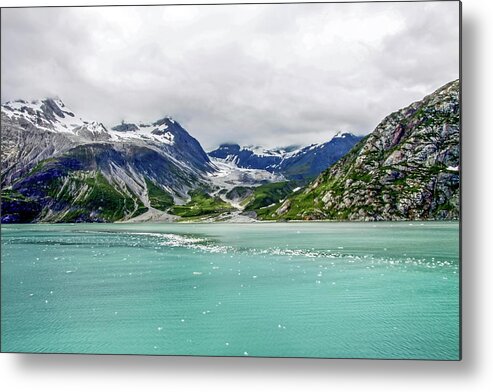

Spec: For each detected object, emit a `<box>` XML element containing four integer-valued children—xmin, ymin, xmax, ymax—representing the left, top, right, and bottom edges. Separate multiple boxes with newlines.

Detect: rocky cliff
<box><xmin>271</xmin><ymin>80</ymin><xmax>460</xmax><ymax>221</ymax></box>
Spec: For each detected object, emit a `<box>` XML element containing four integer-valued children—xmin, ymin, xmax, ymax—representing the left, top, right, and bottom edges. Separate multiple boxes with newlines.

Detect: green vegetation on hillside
<box><xmin>145</xmin><ymin>178</ymin><xmax>174</xmax><ymax>211</ymax></box>
<box><xmin>42</xmin><ymin>171</ymin><xmax>140</xmax><ymax>222</ymax></box>
<box><xmin>243</xmin><ymin>181</ymin><xmax>296</xmax><ymax>211</ymax></box>
<box><xmin>170</xmin><ymin>189</ymin><xmax>234</xmax><ymax>218</ymax></box>
<box><xmin>1</xmin><ymin>189</ymin><xmax>28</xmax><ymax>202</ymax></box>
<box><xmin>239</xmin><ymin>181</ymin><xmax>300</xmax><ymax>219</ymax></box>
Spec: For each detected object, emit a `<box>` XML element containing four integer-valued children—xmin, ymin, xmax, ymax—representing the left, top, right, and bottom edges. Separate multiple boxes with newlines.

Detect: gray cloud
<box><xmin>1</xmin><ymin>2</ymin><xmax>459</xmax><ymax>150</ymax></box>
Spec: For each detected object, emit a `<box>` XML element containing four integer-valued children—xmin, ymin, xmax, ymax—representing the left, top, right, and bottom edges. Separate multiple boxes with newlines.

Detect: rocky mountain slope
<box><xmin>1</xmin><ymin>99</ymin><xmax>217</xmax><ymax>222</ymax></box>
<box><xmin>1</xmin><ymin>99</ymin><xmax>213</xmax><ymax>183</ymax></box>
<box><xmin>208</xmin><ymin>132</ymin><xmax>362</xmax><ymax>181</ymax></box>
<box><xmin>268</xmin><ymin>80</ymin><xmax>460</xmax><ymax>221</ymax></box>
<box><xmin>1</xmin><ymin>99</ymin><xmax>98</xmax><ymax>186</ymax></box>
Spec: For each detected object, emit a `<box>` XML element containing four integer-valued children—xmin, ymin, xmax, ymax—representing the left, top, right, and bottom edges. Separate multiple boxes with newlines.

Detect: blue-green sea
<box><xmin>1</xmin><ymin>221</ymin><xmax>459</xmax><ymax>359</ymax></box>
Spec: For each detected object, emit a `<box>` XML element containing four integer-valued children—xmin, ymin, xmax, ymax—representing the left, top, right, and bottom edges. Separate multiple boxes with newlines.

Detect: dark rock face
<box><xmin>153</xmin><ymin>117</ymin><xmax>212</xmax><ymax>173</ymax></box>
<box><xmin>1</xmin><ymin>197</ymin><xmax>42</xmax><ymax>223</ymax></box>
<box><xmin>111</xmin><ymin>123</ymin><xmax>139</xmax><ymax>132</ymax></box>
<box><xmin>41</xmin><ymin>98</ymin><xmax>68</xmax><ymax>120</ymax></box>
<box><xmin>275</xmin><ymin>80</ymin><xmax>460</xmax><ymax>221</ymax></box>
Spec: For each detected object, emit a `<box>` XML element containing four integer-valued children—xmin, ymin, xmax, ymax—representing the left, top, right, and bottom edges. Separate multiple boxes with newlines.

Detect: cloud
<box><xmin>1</xmin><ymin>2</ymin><xmax>459</xmax><ymax>150</ymax></box>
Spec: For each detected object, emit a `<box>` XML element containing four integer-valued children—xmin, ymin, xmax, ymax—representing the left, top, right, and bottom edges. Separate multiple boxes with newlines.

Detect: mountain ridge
<box><xmin>266</xmin><ymin>79</ymin><xmax>460</xmax><ymax>221</ymax></box>
<box><xmin>208</xmin><ymin>132</ymin><xmax>363</xmax><ymax>180</ymax></box>
<box><xmin>1</xmin><ymin>80</ymin><xmax>459</xmax><ymax>223</ymax></box>
<box><xmin>1</xmin><ymin>98</ymin><xmax>216</xmax><ymax>222</ymax></box>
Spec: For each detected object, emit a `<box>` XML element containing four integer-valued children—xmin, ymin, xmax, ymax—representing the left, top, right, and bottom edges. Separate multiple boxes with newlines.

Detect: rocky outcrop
<box><xmin>1</xmin><ymin>112</ymin><xmax>78</xmax><ymax>186</ymax></box>
<box><xmin>273</xmin><ymin>80</ymin><xmax>460</xmax><ymax>221</ymax></box>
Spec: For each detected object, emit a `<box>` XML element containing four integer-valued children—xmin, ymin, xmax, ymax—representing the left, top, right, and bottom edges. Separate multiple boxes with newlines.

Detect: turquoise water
<box><xmin>1</xmin><ymin>222</ymin><xmax>459</xmax><ymax>359</ymax></box>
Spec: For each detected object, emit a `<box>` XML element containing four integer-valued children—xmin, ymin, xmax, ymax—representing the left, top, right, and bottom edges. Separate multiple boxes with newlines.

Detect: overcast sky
<box><xmin>1</xmin><ymin>2</ymin><xmax>459</xmax><ymax>150</ymax></box>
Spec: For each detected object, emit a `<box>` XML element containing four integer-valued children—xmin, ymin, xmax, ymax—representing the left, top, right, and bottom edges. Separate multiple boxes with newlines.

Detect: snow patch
<box><xmin>207</xmin><ymin>157</ymin><xmax>285</xmax><ymax>190</ymax></box>
<box><xmin>108</xmin><ymin>122</ymin><xmax>175</xmax><ymax>145</ymax></box>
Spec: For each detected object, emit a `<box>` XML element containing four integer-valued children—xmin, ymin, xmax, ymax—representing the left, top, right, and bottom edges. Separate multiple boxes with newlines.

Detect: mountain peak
<box><xmin>40</xmin><ymin>98</ymin><xmax>76</xmax><ymax>120</ymax></box>
<box><xmin>152</xmin><ymin>116</ymin><xmax>176</xmax><ymax>127</ymax></box>
<box><xmin>1</xmin><ymin>96</ymin><xmax>84</xmax><ymax>133</ymax></box>
<box><xmin>333</xmin><ymin>131</ymin><xmax>359</xmax><ymax>139</ymax></box>
<box><xmin>42</xmin><ymin>97</ymin><xmax>66</xmax><ymax>107</ymax></box>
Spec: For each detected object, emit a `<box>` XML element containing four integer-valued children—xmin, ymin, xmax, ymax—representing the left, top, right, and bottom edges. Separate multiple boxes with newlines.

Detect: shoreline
<box><xmin>0</xmin><ymin>219</ymin><xmax>461</xmax><ymax>226</ymax></box>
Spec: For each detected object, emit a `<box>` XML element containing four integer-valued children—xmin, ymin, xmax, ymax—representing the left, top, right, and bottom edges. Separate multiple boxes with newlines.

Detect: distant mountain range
<box><xmin>1</xmin><ymin>98</ymin><xmax>361</xmax><ymax>223</ymax></box>
<box><xmin>209</xmin><ymin>132</ymin><xmax>363</xmax><ymax>180</ymax></box>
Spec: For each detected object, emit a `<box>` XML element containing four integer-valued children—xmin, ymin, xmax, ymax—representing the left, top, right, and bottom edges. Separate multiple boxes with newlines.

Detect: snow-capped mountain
<box><xmin>207</xmin><ymin>157</ymin><xmax>285</xmax><ymax>190</ymax></box>
<box><xmin>1</xmin><ymin>99</ymin><xmax>213</xmax><ymax>182</ymax></box>
<box><xmin>2</xmin><ymin>99</ymin><xmax>101</xmax><ymax>185</ymax></box>
<box><xmin>208</xmin><ymin>132</ymin><xmax>363</xmax><ymax>180</ymax></box>
<box><xmin>108</xmin><ymin>117</ymin><xmax>213</xmax><ymax>174</ymax></box>
<box><xmin>207</xmin><ymin>143</ymin><xmax>286</xmax><ymax>172</ymax></box>
<box><xmin>1</xmin><ymin>97</ymin><xmax>363</xmax><ymax>223</ymax></box>
<box><xmin>2</xmin><ymin>98</ymin><xmax>93</xmax><ymax>133</ymax></box>
<box><xmin>1</xmin><ymin>98</ymin><xmax>217</xmax><ymax>222</ymax></box>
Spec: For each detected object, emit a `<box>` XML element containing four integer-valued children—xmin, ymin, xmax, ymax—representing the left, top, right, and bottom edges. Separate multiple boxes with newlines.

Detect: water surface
<box><xmin>1</xmin><ymin>221</ymin><xmax>460</xmax><ymax>359</ymax></box>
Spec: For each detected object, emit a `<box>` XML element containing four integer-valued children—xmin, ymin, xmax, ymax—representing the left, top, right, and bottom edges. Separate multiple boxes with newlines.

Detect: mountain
<box><xmin>208</xmin><ymin>132</ymin><xmax>362</xmax><ymax>181</ymax></box>
<box><xmin>267</xmin><ymin>80</ymin><xmax>460</xmax><ymax>221</ymax></box>
<box><xmin>277</xmin><ymin>133</ymin><xmax>363</xmax><ymax>180</ymax></box>
<box><xmin>1</xmin><ymin>99</ymin><xmax>215</xmax><ymax>223</ymax></box>
<box><xmin>1</xmin><ymin>98</ymin><xmax>100</xmax><ymax>186</ymax></box>
<box><xmin>1</xmin><ymin>80</ymin><xmax>459</xmax><ymax>224</ymax></box>
<box><xmin>109</xmin><ymin>117</ymin><xmax>212</xmax><ymax>174</ymax></box>
<box><xmin>208</xmin><ymin>144</ymin><xmax>286</xmax><ymax>172</ymax></box>
<box><xmin>1</xmin><ymin>99</ymin><xmax>213</xmax><ymax>183</ymax></box>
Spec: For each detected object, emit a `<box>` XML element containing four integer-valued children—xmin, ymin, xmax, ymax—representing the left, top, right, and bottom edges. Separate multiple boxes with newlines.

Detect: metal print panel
<box><xmin>0</xmin><ymin>1</ymin><xmax>461</xmax><ymax>360</ymax></box>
